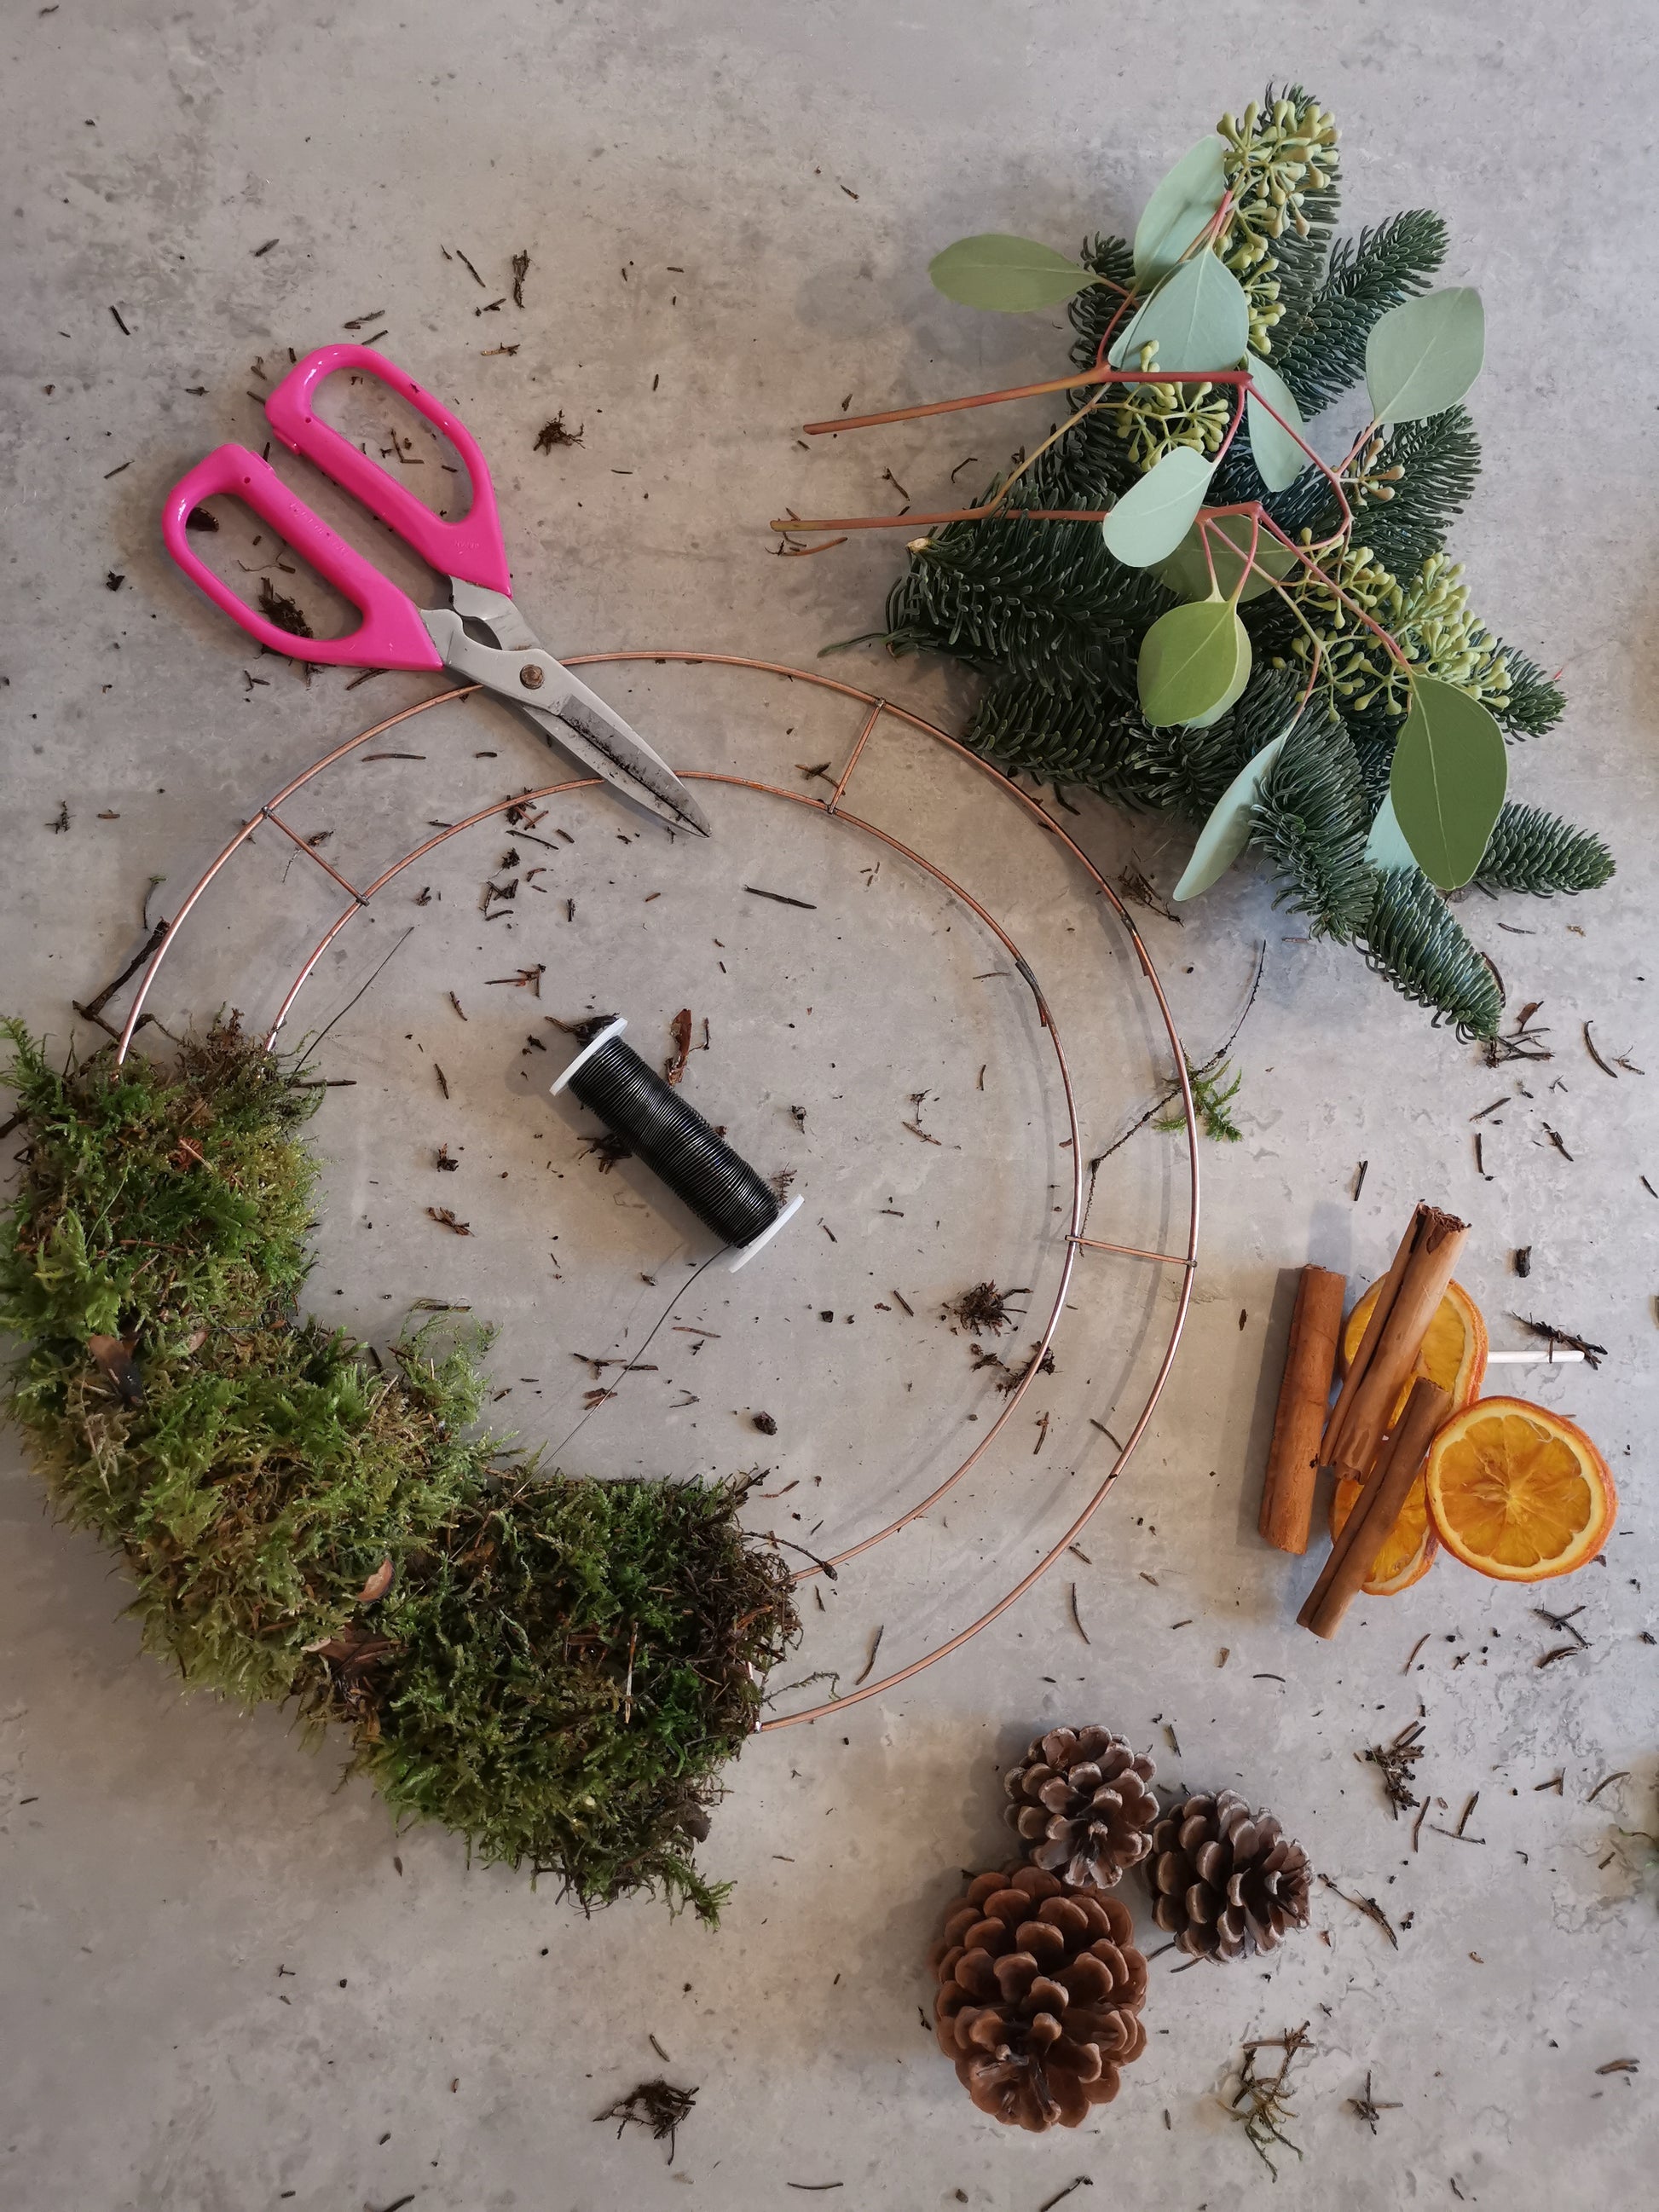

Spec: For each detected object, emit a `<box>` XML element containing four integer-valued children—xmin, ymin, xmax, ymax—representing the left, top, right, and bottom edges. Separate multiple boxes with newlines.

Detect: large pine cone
<box><xmin>1003</xmin><ymin>1726</ymin><xmax>1159</xmax><ymax>1890</ymax></box>
<box><xmin>1148</xmin><ymin>1789</ymin><xmax>1311</xmax><ymax>1961</ymax></box>
<box><xmin>931</xmin><ymin>1863</ymin><xmax>1148</xmax><ymax>2130</ymax></box>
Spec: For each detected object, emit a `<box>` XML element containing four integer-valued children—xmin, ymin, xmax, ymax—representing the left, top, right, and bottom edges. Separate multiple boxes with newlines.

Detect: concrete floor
<box><xmin>3</xmin><ymin>4</ymin><xmax>1656</xmax><ymax>2207</ymax></box>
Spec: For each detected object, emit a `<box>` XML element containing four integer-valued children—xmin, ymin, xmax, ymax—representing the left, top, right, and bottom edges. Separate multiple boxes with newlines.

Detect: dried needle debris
<box><xmin>1361</xmin><ymin>1720</ymin><xmax>1425</xmax><ymax>1816</ymax></box>
<box><xmin>535</xmin><ymin>412</ymin><xmax>584</xmax><ymax>451</ymax></box>
<box><xmin>1346</xmin><ymin>2070</ymin><xmax>1402</xmax><ymax>2133</ymax></box>
<box><xmin>594</xmin><ymin>2077</ymin><xmax>698</xmax><ymax>2162</ymax></box>
<box><xmin>1318</xmin><ymin>1873</ymin><xmax>1398</xmax><ymax>1948</ymax></box>
<box><xmin>946</xmin><ymin>1281</ymin><xmax>1026</xmax><ymax>1336</ymax></box>
<box><xmin>1512</xmin><ymin>1313</ymin><xmax>1607</xmax><ymax>1368</ymax></box>
<box><xmin>1223</xmin><ymin>2023</ymin><xmax>1311</xmax><ymax>2178</ymax></box>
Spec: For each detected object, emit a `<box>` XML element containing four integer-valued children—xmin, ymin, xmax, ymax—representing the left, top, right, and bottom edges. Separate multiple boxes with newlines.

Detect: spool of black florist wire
<box><xmin>551</xmin><ymin>1017</ymin><xmax>802</xmax><ymax>1270</ymax></box>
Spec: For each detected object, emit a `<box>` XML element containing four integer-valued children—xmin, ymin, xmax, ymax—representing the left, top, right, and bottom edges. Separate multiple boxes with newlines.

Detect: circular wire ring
<box><xmin>113</xmin><ymin>655</ymin><xmax>1200</xmax><ymax>1730</ymax></box>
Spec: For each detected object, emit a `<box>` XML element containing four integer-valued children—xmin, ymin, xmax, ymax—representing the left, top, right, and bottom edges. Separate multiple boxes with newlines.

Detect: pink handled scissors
<box><xmin>160</xmin><ymin>344</ymin><xmax>709</xmax><ymax>837</ymax></box>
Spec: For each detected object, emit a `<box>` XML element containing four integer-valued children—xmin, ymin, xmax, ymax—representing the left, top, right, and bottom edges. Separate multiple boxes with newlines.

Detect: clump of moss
<box><xmin>0</xmin><ymin>1019</ymin><xmax>799</xmax><ymax>1920</ymax></box>
<box><xmin>361</xmin><ymin>1470</ymin><xmax>796</xmax><ymax>1921</ymax></box>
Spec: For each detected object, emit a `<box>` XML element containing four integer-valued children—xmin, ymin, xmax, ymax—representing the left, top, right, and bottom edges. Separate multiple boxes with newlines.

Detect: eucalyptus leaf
<box><xmin>1244</xmin><ymin>353</ymin><xmax>1309</xmax><ymax>493</ymax></box>
<box><xmin>1138</xmin><ymin>598</ymin><xmax>1251</xmax><ymax>727</ymax></box>
<box><xmin>1132</xmin><ymin>135</ymin><xmax>1228</xmax><ymax>285</ymax></box>
<box><xmin>1182</xmin><ymin>647</ymin><xmax>1255</xmax><ymax>729</ymax></box>
<box><xmin>1365</xmin><ymin>287</ymin><xmax>1485</xmax><ymax>425</ymax></box>
<box><xmin>1101</xmin><ymin>445</ymin><xmax>1215</xmax><ymax>568</ymax></box>
<box><xmin>1155</xmin><ymin>514</ymin><xmax>1297</xmax><ymax>604</ymax></box>
<box><xmin>1109</xmin><ymin>249</ymin><xmax>1250</xmax><ymax>374</ymax></box>
<box><xmin>1173</xmin><ymin>733</ymin><xmax>1290</xmax><ymax>899</ymax></box>
<box><xmin>1362</xmin><ymin>789</ymin><xmax>1419</xmax><ymax>873</ymax></box>
<box><xmin>1389</xmin><ymin>675</ymin><xmax>1509</xmax><ymax>889</ymax></box>
<box><xmin>928</xmin><ymin>234</ymin><xmax>1094</xmax><ymax>313</ymax></box>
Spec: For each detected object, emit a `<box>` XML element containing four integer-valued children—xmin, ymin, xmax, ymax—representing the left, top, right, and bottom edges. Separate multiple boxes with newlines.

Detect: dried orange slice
<box><xmin>1330</xmin><ymin>1470</ymin><xmax>1438</xmax><ymax>1594</ymax></box>
<box><xmin>1341</xmin><ymin>1277</ymin><xmax>1488</xmax><ymax>1427</ymax></box>
<box><xmin>1330</xmin><ymin>1278</ymin><xmax>1486</xmax><ymax>1596</ymax></box>
<box><xmin>1424</xmin><ymin>1398</ymin><xmax>1616</xmax><ymax>1581</ymax></box>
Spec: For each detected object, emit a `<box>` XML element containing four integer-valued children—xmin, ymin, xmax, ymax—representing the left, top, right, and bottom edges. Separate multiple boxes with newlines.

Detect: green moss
<box><xmin>0</xmin><ymin>1020</ymin><xmax>799</xmax><ymax>1920</ymax></box>
<box><xmin>361</xmin><ymin>1471</ymin><xmax>796</xmax><ymax>1921</ymax></box>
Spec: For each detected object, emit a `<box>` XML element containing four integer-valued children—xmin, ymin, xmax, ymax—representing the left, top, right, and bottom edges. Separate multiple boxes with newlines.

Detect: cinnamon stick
<box><xmin>1319</xmin><ymin>1212</ymin><xmax>1416</xmax><ymax>1467</ymax></box>
<box><xmin>1321</xmin><ymin>1204</ymin><xmax>1467</xmax><ymax>1481</ymax></box>
<box><xmin>1259</xmin><ymin>1265</ymin><xmax>1345</xmax><ymax>1553</ymax></box>
<box><xmin>1298</xmin><ymin>1378</ymin><xmax>1449</xmax><ymax>1638</ymax></box>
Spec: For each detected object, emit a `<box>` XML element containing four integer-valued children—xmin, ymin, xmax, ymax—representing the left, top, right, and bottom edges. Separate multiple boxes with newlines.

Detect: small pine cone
<box><xmin>1148</xmin><ymin>1789</ymin><xmax>1311</xmax><ymax>1961</ymax></box>
<box><xmin>1003</xmin><ymin>1726</ymin><xmax>1159</xmax><ymax>1890</ymax></box>
<box><xmin>930</xmin><ymin>1863</ymin><xmax>1148</xmax><ymax>2131</ymax></box>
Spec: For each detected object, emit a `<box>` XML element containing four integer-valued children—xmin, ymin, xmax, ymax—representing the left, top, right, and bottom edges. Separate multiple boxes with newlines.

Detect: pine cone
<box><xmin>1148</xmin><ymin>1789</ymin><xmax>1311</xmax><ymax>1961</ymax></box>
<box><xmin>1003</xmin><ymin>1726</ymin><xmax>1158</xmax><ymax>1890</ymax></box>
<box><xmin>931</xmin><ymin>1863</ymin><xmax>1148</xmax><ymax>2130</ymax></box>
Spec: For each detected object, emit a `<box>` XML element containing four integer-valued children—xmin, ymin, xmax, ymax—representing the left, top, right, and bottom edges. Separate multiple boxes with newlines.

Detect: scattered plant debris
<box><xmin>583</xmin><ymin>1131</ymin><xmax>633</xmax><ymax>1172</ymax></box>
<box><xmin>595</xmin><ymin>2077</ymin><xmax>698</xmax><ymax>2162</ymax></box>
<box><xmin>947</xmin><ymin>1281</ymin><xmax>1024</xmax><ymax>1336</ymax></box>
<box><xmin>1117</xmin><ymin>863</ymin><xmax>1181</xmax><ymax>924</ymax></box>
<box><xmin>744</xmin><ymin>885</ymin><xmax>817</xmax><ymax>910</ymax></box>
<box><xmin>1483</xmin><ymin>1006</ymin><xmax>1552</xmax><ymax>1066</ymax></box>
<box><xmin>535</xmin><ymin>413</ymin><xmax>584</xmax><ymax>451</ymax></box>
<box><xmin>257</xmin><ymin>577</ymin><xmax>313</xmax><ymax>638</ymax></box>
<box><xmin>1223</xmin><ymin>2023</ymin><xmax>1311</xmax><ymax>2178</ymax></box>
<box><xmin>1318</xmin><ymin>1873</ymin><xmax>1398</xmax><ymax>1947</ymax></box>
<box><xmin>427</xmin><ymin>1206</ymin><xmax>471</xmax><ymax>1235</ymax></box>
<box><xmin>1361</xmin><ymin>1719</ymin><xmax>1425</xmax><ymax>1816</ymax></box>
<box><xmin>664</xmin><ymin>1008</ymin><xmax>694</xmax><ymax>1087</ymax></box>
<box><xmin>1346</xmin><ymin>2071</ymin><xmax>1402</xmax><ymax>2133</ymax></box>
<box><xmin>1512</xmin><ymin>1314</ymin><xmax>1606</xmax><ymax>1367</ymax></box>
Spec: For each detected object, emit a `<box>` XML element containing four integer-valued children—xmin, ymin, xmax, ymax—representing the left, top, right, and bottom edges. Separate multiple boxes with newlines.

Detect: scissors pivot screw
<box><xmin>518</xmin><ymin>662</ymin><xmax>546</xmax><ymax>690</ymax></box>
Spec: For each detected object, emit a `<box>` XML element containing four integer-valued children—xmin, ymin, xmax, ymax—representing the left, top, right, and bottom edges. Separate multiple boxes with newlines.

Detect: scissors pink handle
<box><xmin>264</xmin><ymin>344</ymin><xmax>512</xmax><ymax>593</ymax></box>
<box><xmin>160</xmin><ymin>446</ymin><xmax>445</xmax><ymax>668</ymax></box>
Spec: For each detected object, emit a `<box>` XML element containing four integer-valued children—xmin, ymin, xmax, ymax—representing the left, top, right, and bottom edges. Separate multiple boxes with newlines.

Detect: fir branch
<box><xmin>967</xmin><ymin>673</ymin><xmax>1147</xmax><ymax>803</ymax></box>
<box><xmin>1475</xmin><ymin>803</ymin><xmax>1614</xmax><ymax>896</ymax></box>
<box><xmin>1354</xmin><ymin>405</ymin><xmax>1480</xmax><ymax>575</ymax></box>
<box><xmin>1275</xmin><ymin>210</ymin><xmax>1448</xmax><ymax>414</ymax></box>
<box><xmin>1360</xmin><ymin>869</ymin><xmax>1503</xmax><ymax>1038</ymax></box>
<box><xmin>887</xmin><ymin>466</ymin><xmax>1165</xmax><ymax>690</ymax></box>
<box><xmin>1066</xmin><ymin>234</ymin><xmax>1138</xmax><ymax>373</ymax></box>
<box><xmin>1250</xmin><ymin>703</ymin><xmax>1373</xmax><ymax>937</ymax></box>
<box><xmin>1497</xmin><ymin>650</ymin><xmax>1566</xmax><ymax>737</ymax></box>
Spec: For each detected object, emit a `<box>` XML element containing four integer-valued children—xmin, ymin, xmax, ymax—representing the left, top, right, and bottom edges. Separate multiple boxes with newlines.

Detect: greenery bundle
<box><xmin>843</xmin><ymin>91</ymin><xmax>1613</xmax><ymax>1037</ymax></box>
<box><xmin>0</xmin><ymin>1020</ymin><xmax>798</xmax><ymax>1921</ymax></box>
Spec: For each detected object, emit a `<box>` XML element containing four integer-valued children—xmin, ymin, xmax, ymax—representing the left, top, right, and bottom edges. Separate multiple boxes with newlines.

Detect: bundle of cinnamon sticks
<box><xmin>1257</xmin><ymin>1204</ymin><xmax>1468</xmax><ymax>1639</ymax></box>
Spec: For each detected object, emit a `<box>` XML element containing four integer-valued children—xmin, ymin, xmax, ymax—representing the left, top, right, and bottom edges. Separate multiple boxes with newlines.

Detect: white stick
<box><xmin>1485</xmin><ymin>1349</ymin><xmax>1587</xmax><ymax>1365</ymax></box>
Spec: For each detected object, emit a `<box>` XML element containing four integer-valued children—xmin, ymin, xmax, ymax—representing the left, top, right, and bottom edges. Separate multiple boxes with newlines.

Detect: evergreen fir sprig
<box><xmin>772</xmin><ymin>89</ymin><xmax>1612</xmax><ymax>1037</ymax></box>
<box><xmin>1474</xmin><ymin>803</ymin><xmax>1614</xmax><ymax>896</ymax></box>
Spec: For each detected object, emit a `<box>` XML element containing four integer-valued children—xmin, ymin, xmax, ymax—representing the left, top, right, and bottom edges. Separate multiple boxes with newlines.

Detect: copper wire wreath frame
<box><xmin>113</xmin><ymin>653</ymin><xmax>1199</xmax><ymax>1730</ymax></box>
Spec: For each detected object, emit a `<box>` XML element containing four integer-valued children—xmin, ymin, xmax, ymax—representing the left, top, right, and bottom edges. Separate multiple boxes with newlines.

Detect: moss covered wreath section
<box><xmin>0</xmin><ymin>1021</ymin><xmax>798</xmax><ymax>1921</ymax></box>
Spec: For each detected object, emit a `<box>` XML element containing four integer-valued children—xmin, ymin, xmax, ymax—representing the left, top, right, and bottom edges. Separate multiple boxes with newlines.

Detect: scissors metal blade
<box><xmin>424</xmin><ymin>592</ymin><xmax>710</xmax><ymax>837</ymax></box>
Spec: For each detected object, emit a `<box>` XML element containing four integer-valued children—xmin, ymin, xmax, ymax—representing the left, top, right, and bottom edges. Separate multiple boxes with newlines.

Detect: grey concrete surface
<box><xmin>3</xmin><ymin>4</ymin><xmax>1656</xmax><ymax>2208</ymax></box>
